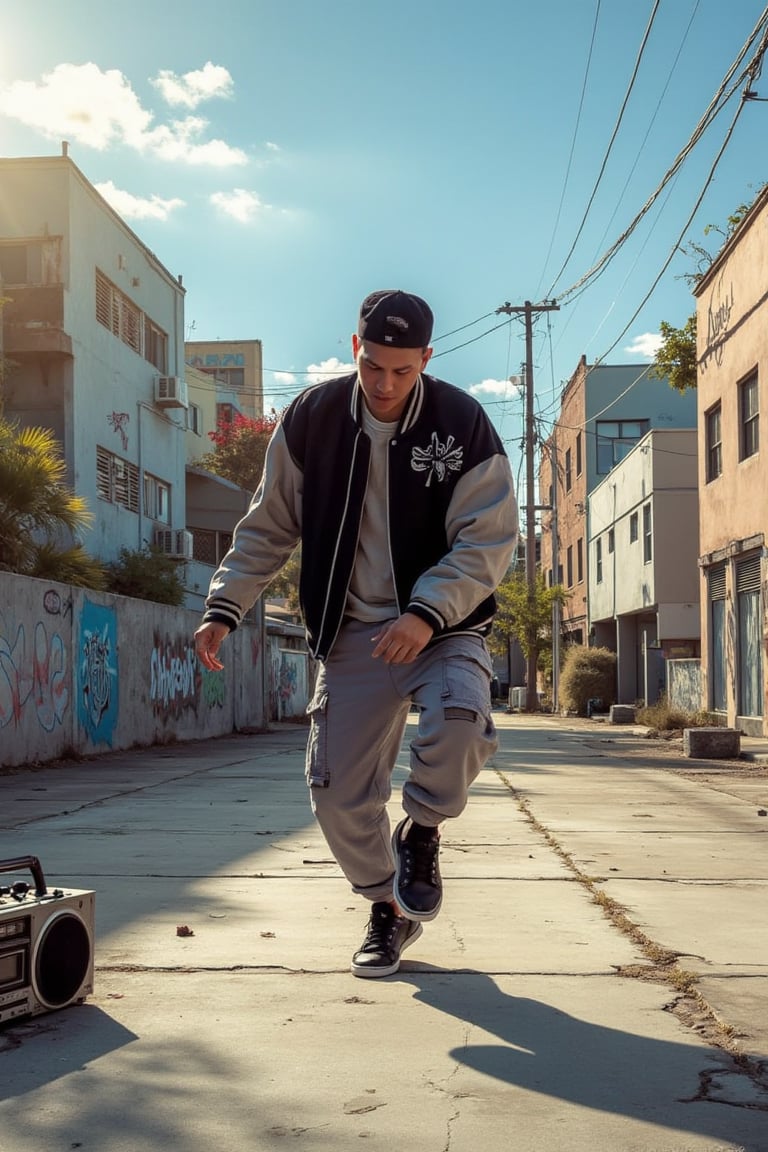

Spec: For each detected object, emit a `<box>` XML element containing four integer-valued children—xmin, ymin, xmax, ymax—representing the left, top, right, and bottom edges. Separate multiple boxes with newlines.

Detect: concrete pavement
<box><xmin>0</xmin><ymin>712</ymin><xmax>767</xmax><ymax>1151</ymax></box>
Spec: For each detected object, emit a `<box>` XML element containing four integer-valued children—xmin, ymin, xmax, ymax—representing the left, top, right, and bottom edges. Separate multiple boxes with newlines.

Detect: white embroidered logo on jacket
<box><xmin>411</xmin><ymin>432</ymin><xmax>464</xmax><ymax>486</ymax></box>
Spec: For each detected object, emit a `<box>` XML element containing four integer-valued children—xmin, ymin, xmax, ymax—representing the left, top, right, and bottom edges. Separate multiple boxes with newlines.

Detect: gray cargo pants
<box><xmin>305</xmin><ymin>619</ymin><xmax>498</xmax><ymax>903</ymax></box>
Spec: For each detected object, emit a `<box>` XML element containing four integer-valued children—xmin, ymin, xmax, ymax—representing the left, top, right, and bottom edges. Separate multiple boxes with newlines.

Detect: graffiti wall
<box><xmin>0</xmin><ymin>572</ymin><xmax>265</xmax><ymax>769</ymax></box>
<box><xmin>266</xmin><ymin>634</ymin><xmax>310</xmax><ymax>721</ymax></box>
<box><xmin>0</xmin><ymin>583</ymin><xmax>73</xmax><ymax>765</ymax></box>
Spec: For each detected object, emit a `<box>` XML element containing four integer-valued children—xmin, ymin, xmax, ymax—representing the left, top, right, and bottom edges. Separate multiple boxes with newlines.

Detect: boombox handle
<box><xmin>0</xmin><ymin>855</ymin><xmax>47</xmax><ymax>896</ymax></box>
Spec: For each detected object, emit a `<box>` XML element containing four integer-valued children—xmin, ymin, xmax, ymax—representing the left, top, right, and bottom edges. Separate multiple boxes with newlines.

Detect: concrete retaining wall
<box><xmin>667</xmin><ymin>658</ymin><xmax>702</xmax><ymax>713</ymax></box>
<box><xmin>0</xmin><ymin>571</ymin><xmax>266</xmax><ymax>768</ymax></box>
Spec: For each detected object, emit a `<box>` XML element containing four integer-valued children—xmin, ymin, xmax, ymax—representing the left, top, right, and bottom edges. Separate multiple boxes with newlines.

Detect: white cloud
<box><xmin>0</xmin><ymin>62</ymin><xmax>246</xmax><ymax>166</ymax></box>
<box><xmin>151</xmin><ymin>62</ymin><xmax>234</xmax><ymax>109</ymax></box>
<box><xmin>265</xmin><ymin>141</ymin><xmax>280</xmax><ymax>151</ymax></box>
<box><xmin>95</xmin><ymin>180</ymin><xmax>185</xmax><ymax>221</ymax></box>
<box><xmin>624</xmin><ymin>332</ymin><xmax>662</xmax><ymax>358</ymax></box>
<box><xmin>305</xmin><ymin>357</ymin><xmax>355</xmax><ymax>384</ymax></box>
<box><xmin>143</xmin><ymin>118</ymin><xmax>246</xmax><ymax>165</ymax></box>
<box><xmin>468</xmin><ymin>377</ymin><xmax>524</xmax><ymax>398</ymax></box>
<box><xmin>273</xmin><ymin>371</ymin><xmax>296</xmax><ymax>385</ymax></box>
<box><xmin>210</xmin><ymin>188</ymin><xmax>268</xmax><ymax>222</ymax></box>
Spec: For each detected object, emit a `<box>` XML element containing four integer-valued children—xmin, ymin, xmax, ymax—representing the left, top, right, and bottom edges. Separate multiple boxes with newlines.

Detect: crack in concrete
<box><xmin>495</xmin><ymin>767</ymin><xmax>768</xmax><ymax>1105</ymax></box>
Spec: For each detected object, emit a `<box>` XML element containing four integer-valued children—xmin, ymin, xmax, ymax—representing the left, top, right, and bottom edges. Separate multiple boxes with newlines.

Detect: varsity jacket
<box><xmin>203</xmin><ymin>371</ymin><xmax>518</xmax><ymax>661</ymax></box>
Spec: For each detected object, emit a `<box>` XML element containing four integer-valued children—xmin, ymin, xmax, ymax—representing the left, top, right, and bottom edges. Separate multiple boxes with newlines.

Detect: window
<box><xmin>187</xmin><ymin>404</ymin><xmax>203</xmax><ymax>435</ymax></box>
<box><xmin>196</xmin><ymin>364</ymin><xmax>246</xmax><ymax>390</ymax></box>
<box><xmin>596</xmin><ymin>420</ymin><xmax>649</xmax><ymax>474</ymax></box>
<box><xmin>706</xmin><ymin>403</ymin><xmax>722</xmax><ymax>481</ymax></box>
<box><xmin>596</xmin><ymin>538</ymin><xmax>603</xmax><ymax>583</ymax></box>
<box><xmin>576</xmin><ymin>432</ymin><xmax>582</xmax><ymax>477</ymax></box>
<box><xmin>608</xmin><ymin>528</ymin><xmax>615</xmax><ymax>553</ymax></box>
<box><xmin>192</xmin><ymin>529</ymin><xmax>233</xmax><ymax>565</ymax></box>
<box><xmin>144</xmin><ymin>317</ymin><xmax>168</xmax><ymax>373</ymax></box>
<box><xmin>709</xmin><ymin>563</ymin><xmax>727</xmax><ymax>712</ymax></box>
<box><xmin>629</xmin><ymin>512</ymin><xmax>639</xmax><ymax>542</ymax></box>
<box><xmin>0</xmin><ymin>242</ymin><xmax>41</xmax><ymax>284</ymax></box>
<box><xmin>566</xmin><ymin>545</ymin><xmax>573</xmax><ymax>588</ymax></box>
<box><xmin>565</xmin><ymin>448</ymin><xmax>572</xmax><ymax>492</ymax></box>
<box><xmin>736</xmin><ymin>555</ymin><xmax>763</xmax><ymax>716</ymax></box>
<box><xmin>144</xmin><ymin>473</ymin><xmax>171</xmax><ymax>524</ymax></box>
<box><xmin>96</xmin><ymin>446</ymin><xmax>139</xmax><ymax>513</ymax></box>
<box><xmin>643</xmin><ymin>502</ymin><xmax>652</xmax><ymax>563</ymax></box>
<box><xmin>96</xmin><ymin>270</ymin><xmax>168</xmax><ymax>368</ymax></box>
<box><xmin>577</xmin><ymin>537</ymin><xmax>583</xmax><ymax>583</ymax></box>
<box><xmin>740</xmin><ymin>372</ymin><xmax>759</xmax><ymax>460</ymax></box>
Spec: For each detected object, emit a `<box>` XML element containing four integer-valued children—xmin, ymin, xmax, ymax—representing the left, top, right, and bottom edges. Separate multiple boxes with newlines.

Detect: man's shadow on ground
<box><xmin>397</xmin><ymin>966</ymin><xmax>767</xmax><ymax>1143</ymax></box>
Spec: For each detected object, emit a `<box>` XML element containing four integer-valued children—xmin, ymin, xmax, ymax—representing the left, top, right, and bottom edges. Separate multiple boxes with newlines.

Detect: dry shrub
<box><xmin>559</xmin><ymin>646</ymin><xmax>616</xmax><ymax>715</ymax></box>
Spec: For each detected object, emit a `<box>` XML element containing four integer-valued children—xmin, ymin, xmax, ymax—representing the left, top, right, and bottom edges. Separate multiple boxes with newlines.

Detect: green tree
<box><xmin>490</xmin><ymin>570</ymin><xmax>568</xmax><ymax>685</ymax></box>
<box><xmin>197</xmin><ymin>410</ymin><xmax>281</xmax><ymax>493</ymax></box>
<box><xmin>650</xmin><ymin>194</ymin><xmax>761</xmax><ymax>395</ymax></box>
<box><xmin>265</xmin><ymin>544</ymin><xmax>302</xmax><ymax>612</ymax></box>
<box><xmin>0</xmin><ymin>418</ymin><xmax>107</xmax><ymax>588</ymax></box>
<box><xmin>105</xmin><ymin>545</ymin><xmax>186</xmax><ymax>606</ymax></box>
<box><xmin>649</xmin><ymin>314</ymin><xmax>698</xmax><ymax>394</ymax></box>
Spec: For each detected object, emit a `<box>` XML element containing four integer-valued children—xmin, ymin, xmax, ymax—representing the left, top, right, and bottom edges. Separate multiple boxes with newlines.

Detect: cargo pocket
<box><xmin>305</xmin><ymin>688</ymin><xmax>329</xmax><ymax>788</ymax></box>
<box><xmin>441</xmin><ymin>653</ymin><xmax>493</xmax><ymax>722</ymax></box>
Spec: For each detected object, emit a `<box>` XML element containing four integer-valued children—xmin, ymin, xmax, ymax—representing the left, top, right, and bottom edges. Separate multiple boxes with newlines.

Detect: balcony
<box><xmin>1</xmin><ymin>284</ymin><xmax>72</xmax><ymax>360</ymax></box>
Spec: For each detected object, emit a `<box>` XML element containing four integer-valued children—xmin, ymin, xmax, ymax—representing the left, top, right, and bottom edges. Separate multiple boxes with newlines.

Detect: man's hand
<box><xmin>371</xmin><ymin>613</ymin><xmax>434</xmax><ymax>664</ymax></box>
<box><xmin>194</xmin><ymin>621</ymin><xmax>230</xmax><ymax>671</ymax></box>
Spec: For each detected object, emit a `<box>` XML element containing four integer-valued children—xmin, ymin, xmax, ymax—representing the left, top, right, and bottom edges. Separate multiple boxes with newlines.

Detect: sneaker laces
<box><xmin>360</xmin><ymin>905</ymin><xmax>397</xmax><ymax>953</ymax></box>
<box><xmin>402</xmin><ymin>829</ymin><xmax>439</xmax><ymax>885</ymax></box>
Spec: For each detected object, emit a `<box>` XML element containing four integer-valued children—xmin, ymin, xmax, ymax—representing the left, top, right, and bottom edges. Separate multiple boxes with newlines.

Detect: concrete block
<box><xmin>609</xmin><ymin>704</ymin><xmax>636</xmax><ymax>724</ymax></box>
<box><xmin>683</xmin><ymin>726</ymin><xmax>740</xmax><ymax>759</ymax></box>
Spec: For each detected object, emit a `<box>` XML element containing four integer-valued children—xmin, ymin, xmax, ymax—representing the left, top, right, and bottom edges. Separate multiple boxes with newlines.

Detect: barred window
<box><xmin>95</xmin><ymin>269</ymin><xmax>168</xmax><ymax>367</ymax></box>
<box><xmin>96</xmin><ymin>445</ymin><xmax>139</xmax><ymax>513</ymax></box>
<box><xmin>191</xmin><ymin>529</ymin><xmax>232</xmax><ymax>565</ymax></box>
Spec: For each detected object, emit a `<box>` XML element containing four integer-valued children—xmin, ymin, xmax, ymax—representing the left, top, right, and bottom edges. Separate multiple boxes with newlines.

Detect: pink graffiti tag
<box><xmin>0</xmin><ymin>618</ymin><xmax>68</xmax><ymax>731</ymax></box>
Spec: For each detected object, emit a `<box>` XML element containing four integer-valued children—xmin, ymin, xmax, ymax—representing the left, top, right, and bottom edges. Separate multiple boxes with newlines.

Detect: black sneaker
<box><xmin>351</xmin><ymin>902</ymin><xmax>423</xmax><ymax>979</ymax></box>
<box><xmin>392</xmin><ymin>817</ymin><xmax>442</xmax><ymax>921</ymax></box>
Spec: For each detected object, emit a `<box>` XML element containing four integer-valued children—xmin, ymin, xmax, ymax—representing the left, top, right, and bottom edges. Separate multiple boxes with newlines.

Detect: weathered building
<box><xmin>695</xmin><ymin>184</ymin><xmax>768</xmax><ymax>735</ymax></box>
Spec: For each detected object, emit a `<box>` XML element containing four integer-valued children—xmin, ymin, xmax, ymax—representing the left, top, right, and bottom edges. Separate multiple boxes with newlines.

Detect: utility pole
<box><xmin>550</xmin><ymin>423</ymin><xmax>561</xmax><ymax>714</ymax></box>
<box><xmin>496</xmin><ymin>299</ymin><xmax>559</xmax><ymax>712</ymax></box>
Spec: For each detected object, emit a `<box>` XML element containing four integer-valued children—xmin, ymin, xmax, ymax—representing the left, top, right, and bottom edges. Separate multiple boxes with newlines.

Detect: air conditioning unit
<box><xmin>155</xmin><ymin>375</ymin><xmax>188</xmax><ymax>409</ymax></box>
<box><xmin>153</xmin><ymin>527</ymin><xmax>194</xmax><ymax>560</ymax></box>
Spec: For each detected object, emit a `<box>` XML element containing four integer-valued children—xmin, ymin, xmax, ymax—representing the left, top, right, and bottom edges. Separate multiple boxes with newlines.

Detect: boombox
<box><xmin>0</xmin><ymin>855</ymin><xmax>95</xmax><ymax>1024</ymax></box>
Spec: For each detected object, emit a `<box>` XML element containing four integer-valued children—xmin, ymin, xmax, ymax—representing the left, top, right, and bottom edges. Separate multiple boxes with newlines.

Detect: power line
<box><xmin>545</xmin><ymin>0</ymin><xmax>662</xmax><ymax>298</ymax></box>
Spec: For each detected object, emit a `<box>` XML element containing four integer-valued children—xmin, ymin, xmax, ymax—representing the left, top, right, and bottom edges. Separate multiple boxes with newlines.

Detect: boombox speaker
<box><xmin>0</xmin><ymin>855</ymin><xmax>95</xmax><ymax>1024</ymax></box>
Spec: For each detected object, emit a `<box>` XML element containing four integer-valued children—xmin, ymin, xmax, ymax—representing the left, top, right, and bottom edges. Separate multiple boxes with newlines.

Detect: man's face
<box><xmin>352</xmin><ymin>335</ymin><xmax>432</xmax><ymax>422</ymax></box>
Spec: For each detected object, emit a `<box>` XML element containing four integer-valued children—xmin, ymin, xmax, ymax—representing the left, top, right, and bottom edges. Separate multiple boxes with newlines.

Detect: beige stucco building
<box><xmin>695</xmin><ymin>184</ymin><xmax>768</xmax><ymax>735</ymax></box>
<box><xmin>184</xmin><ymin>338</ymin><xmax>263</xmax><ymax>421</ymax></box>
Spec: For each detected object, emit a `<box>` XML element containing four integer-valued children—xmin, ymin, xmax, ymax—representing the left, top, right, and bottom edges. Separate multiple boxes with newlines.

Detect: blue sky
<box><xmin>2</xmin><ymin>0</ymin><xmax>767</xmax><ymax>464</ymax></box>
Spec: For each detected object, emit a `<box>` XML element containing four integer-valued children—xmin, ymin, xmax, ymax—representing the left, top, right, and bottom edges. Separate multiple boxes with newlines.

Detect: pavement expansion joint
<box><xmin>494</xmin><ymin>765</ymin><xmax>768</xmax><ymax>1098</ymax></box>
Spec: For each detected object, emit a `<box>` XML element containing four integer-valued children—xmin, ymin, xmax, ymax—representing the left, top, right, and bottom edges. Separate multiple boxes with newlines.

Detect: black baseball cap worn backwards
<box><xmin>358</xmin><ymin>289</ymin><xmax>434</xmax><ymax>349</ymax></box>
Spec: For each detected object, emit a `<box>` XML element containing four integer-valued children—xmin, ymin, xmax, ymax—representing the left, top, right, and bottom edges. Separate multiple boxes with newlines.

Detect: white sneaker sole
<box><xmin>350</xmin><ymin>922</ymin><xmax>423</xmax><ymax>979</ymax></box>
<box><xmin>392</xmin><ymin>819</ymin><xmax>443</xmax><ymax>922</ymax></box>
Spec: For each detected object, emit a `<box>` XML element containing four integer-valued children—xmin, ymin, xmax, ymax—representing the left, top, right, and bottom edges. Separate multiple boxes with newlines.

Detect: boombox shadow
<box><xmin>0</xmin><ymin>1003</ymin><xmax>137</xmax><ymax>1101</ymax></box>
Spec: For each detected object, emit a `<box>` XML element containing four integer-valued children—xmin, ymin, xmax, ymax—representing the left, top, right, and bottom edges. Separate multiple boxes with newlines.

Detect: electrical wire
<box><xmin>535</xmin><ymin>0</ymin><xmax>602</xmax><ymax>300</ymax></box>
<box><xmin>589</xmin><ymin>57</ymin><xmax>759</xmax><ymax>372</ymax></box>
<box><xmin>555</xmin><ymin>5</ymin><xmax>768</xmax><ymax>305</ymax></box>
<box><xmin>545</xmin><ymin>0</ymin><xmax>662</xmax><ymax>298</ymax></box>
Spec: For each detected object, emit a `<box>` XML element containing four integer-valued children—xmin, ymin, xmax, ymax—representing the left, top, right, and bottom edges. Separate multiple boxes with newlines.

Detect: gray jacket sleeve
<box><xmin>203</xmin><ymin>425</ymin><xmax>303</xmax><ymax>630</ymax></box>
<box><xmin>407</xmin><ymin>453</ymin><xmax>518</xmax><ymax>631</ymax></box>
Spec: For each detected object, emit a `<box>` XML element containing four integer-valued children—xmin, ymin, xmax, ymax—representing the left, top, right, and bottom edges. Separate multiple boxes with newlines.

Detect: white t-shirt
<box><xmin>345</xmin><ymin>406</ymin><xmax>399</xmax><ymax>623</ymax></box>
